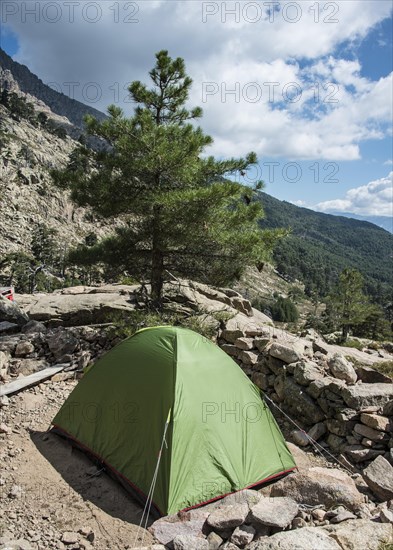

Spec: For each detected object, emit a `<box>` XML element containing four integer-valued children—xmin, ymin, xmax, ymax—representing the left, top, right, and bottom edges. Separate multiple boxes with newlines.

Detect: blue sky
<box><xmin>1</xmin><ymin>1</ymin><xmax>392</xmax><ymax>216</ymax></box>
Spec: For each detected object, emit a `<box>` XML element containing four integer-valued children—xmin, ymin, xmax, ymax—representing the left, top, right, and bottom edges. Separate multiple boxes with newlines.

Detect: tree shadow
<box><xmin>30</xmin><ymin>428</ymin><xmax>154</xmax><ymax>528</ymax></box>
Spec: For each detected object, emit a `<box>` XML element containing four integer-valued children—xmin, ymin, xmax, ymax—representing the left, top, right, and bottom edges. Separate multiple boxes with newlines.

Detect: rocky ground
<box><xmin>0</xmin><ymin>379</ymin><xmax>156</xmax><ymax>550</ymax></box>
<box><xmin>1</xmin><ymin>283</ymin><xmax>393</xmax><ymax>550</ymax></box>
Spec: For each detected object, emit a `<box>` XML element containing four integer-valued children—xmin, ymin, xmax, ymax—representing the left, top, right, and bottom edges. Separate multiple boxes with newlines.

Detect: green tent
<box><xmin>52</xmin><ymin>326</ymin><xmax>295</xmax><ymax>516</ymax></box>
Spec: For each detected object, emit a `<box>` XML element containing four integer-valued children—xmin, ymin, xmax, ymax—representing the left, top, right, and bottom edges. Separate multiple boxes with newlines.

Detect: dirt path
<box><xmin>0</xmin><ymin>380</ymin><xmax>154</xmax><ymax>549</ymax></box>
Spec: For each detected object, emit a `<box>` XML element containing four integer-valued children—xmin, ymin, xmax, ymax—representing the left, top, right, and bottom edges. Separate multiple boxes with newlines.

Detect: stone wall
<box><xmin>218</xmin><ymin>327</ymin><xmax>393</xmax><ymax>468</ymax></box>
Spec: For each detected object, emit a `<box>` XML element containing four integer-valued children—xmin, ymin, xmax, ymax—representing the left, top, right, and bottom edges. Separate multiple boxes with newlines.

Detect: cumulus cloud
<box><xmin>314</xmin><ymin>172</ymin><xmax>393</xmax><ymax>216</ymax></box>
<box><xmin>2</xmin><ymin>0</ymin><xmax>392</xmax><ymax>159</ymax></box>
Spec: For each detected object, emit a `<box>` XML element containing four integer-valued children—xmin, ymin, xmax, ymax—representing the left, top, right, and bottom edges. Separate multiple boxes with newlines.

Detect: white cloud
<box><xmin>314</xmin><ymin>172</ymin><xmax>393</xmax><ymax>216</ymax></box>
<box><xmin>3</xmin><ymin>0</ymin><xmax>393</xmax><ymax>160</ymax></box>
<box><xmin>384</xmin><ymin>159</ymin><xmax>393</xmax><ymax>165</ymax></box>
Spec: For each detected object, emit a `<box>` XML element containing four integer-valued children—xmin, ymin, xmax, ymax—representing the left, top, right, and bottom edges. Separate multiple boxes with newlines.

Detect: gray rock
<box><xmin>290</xmin><ymin>430</ymin><xmax>309</xmax><ymax>447</ymax></box>
<box><xmin>308</xmin><ymin>422</ymin><xmax>326</xmax><ymax>441</ymax></box>
<box><xmin>239</xmin><ymin>350</ymin><xmax>258</xmax><ymax>365</ymax></box>
<box><xmin>342</xmin><ymin>383</ymin><xmax>393</xmax><ymax>409</ymax></box>
<box><xmin>234</xmin><ymin>337</ymin><xmax>254</xmax><ymax>350</ymax></box>
<box><xmin>8</xmin><ymin>484</ymin><xmax>23</xmax><ymax>499</ymax></box>
<box><xmin>383</xmin><ymin>400</ymin><xmax>393</xmax><ymax>416</ymax></box>
<box><xmin>221</xmin><ymin>330</ymin><xmax>244</xmax><ymax>344</ymax></box>
<box><xmin>380</xmin><ymin>508</ymin><xmax>393</xmax><ymax>523</ymax></box>
<box><xmin>328</xmin><ymin>506</ymin><xmax>357</xmax><ymax>523</ymax></box>
<box><xmin>354</xmin><ymin>423</ymin><xmax>388</xmax><ymax>441</ymax></box>
<box><xmin>344</xmin><ymin>445</ymin><xmax>385</xmax><ymax>463</ymax></box>
<box><xmin>270</xmin><ymin>467</ymin><xmax>364</xmax><ymax>512</ymax></box>
<box><xmin>150</xmin><ymin>510</ymin><xmax>209</xmax><ymax>546</ymax></box>
<box><xmin>291</xmin><ymin>517</ymin><xmax>307</xmax><ymax>528</ymax></box>
<box><xmin>0</xmin><ymin>296</ymin><xmax>29</xmax><ymax>326</ymax></box>
<box><xmin>269</xmin><ymin>342</ymin><xmax>302</xmax><ymax>364</ymax></box>
<box><xmin>323</xmin><ymin>519</ymin><xmax>393</xmax><ymax>550</ymax></box>
<box><xmin>207</xmin><ymin>504</ymin><xmax>248</xmax><ymax>530</ymax></box>
<box><xmin>218</xmin><ymin>489</ymin><xmax>261</xmax><ymax>509</ymax></box>
<box><xmin>21</xmin><ymin>320</ymin><xmax>47</xmax><ymax>334</ymax></box>
<box><xmin>47</xmin><ymin>330</ymin><xmax>78</xmax><ymax>359</ymax></box>
<box><xmin>206</xmin><ymin>531</ymin><xmax>223</xmax><ymax>550</ymax></box>
<box><xmin>363</xmin><ymin>455</ymin><xmax>393</xmax><ymax>501</ymax></box>
<box><xmin>360</xmin><ymin>413</ymin><xmax>392</xmax><ymax>432</ymax></box>
<box><xmin>247</xmin><ymin>527</ymin><xmax>341</xmax><ymax>549</ymax></box>
<box><xmin>328</xmin><ymin>354</ymin><xmax>357</xmax><ymax>384</ymax></box>
<box><xmin>294</xmin><ymin>361</ymin><xmax>324</xmax><ymax>386</ymax></box>
<box><xmin>254</xmin><ymin>338</ymin><xmax>270</xmax><ymax>352</ymax></box>
<box><xmin>230</xmin><ymin>524</ymin><xmax>255</xmax><ymax>546</ymax></box>
<box><xmin>356</xmin><ymin>365</ymin><xmax>392</xmax><ymax>384</ymax></box>
<box><xmin>14</xmin><ymin>340</ymin><xmax>34</xmax><ymax>357</ymax></box>
<box><xmin>279</xmin><ymin>377</ymin><xmax>324</xmax><ymax>425</ymax></box>
<box><xmin>250</xmin><ymin>496</ymin><xmax>299</xmax><ymax>529</ymax></box>
<box><xmin>0</xmin><ymin>321</ymin><xmax>19</xmax><ymax>334</ymax></box>
<box><xmin>220</xmin><ymin>543</ymin><xmax>239</xmax><ymax>550</ymax></box>
<box><xmin>173</xmin><ymin>535</ymin><xmax>208</xmax><ymax>550</ymax></box>
<box><xmin>61</xmin><ymin>532</ymin><xmax>79</xmax><ymax>545</ymax></box>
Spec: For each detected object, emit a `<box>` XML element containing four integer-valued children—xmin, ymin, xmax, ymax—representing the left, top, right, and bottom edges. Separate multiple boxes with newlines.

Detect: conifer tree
<box><xmin>52</xmin><ymin>51</ymin><xmax>281</xmax><ymax>307</ymax></box>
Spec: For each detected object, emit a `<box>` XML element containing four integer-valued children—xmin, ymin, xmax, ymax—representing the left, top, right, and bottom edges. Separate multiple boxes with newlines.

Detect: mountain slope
<box><xmin>0</xmin><ymin>48</ymin><xmax>107</xmax><ymax>128</ymax></box>
<box><xmin>326</xmin><ymin>211</ymin><xmax>393</xmax><ymax>234</ymax></box>
<box><xmin>257</xmin><ymin>192</ymin><xmax>393</xmax><ymax>297</ymax></box>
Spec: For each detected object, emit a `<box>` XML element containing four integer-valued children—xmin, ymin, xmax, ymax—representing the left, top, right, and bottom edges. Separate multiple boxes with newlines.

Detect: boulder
<box><xmin>285</xmin><ymin>442</ymin><xmax>313</xmax><ymax>470</ymax></box>
<box><xmin>308</xmin><ymin>422</ymin><xmax>326</xmax><ymax>441</ymax></box>
<box><xmin>217</xmin><ymin>489</ymin><xmax>261</xmax><ymax>508</ymax></box>
<box><xmin>290</xmin><ymin>430</ymin><xmax>310</xmax><ymax>447</ymax></box>
<box><xmin>341</xmin><ymin>383</ymin><xmax>393</xmax><ymax>409</ymax></box>
<box><xmin>47</xmin><ymin>330</ymin><xmax>78</xmax><ymax>359</ymax></box>
<box><xmin>269</xmin><ymin>342</ymin><xmax>302</xmax><ymax>364</ymax></box>
<box><xmin>362</xmin><ymin>456</ymin><xmax>393</xmax><ymax>501</ymax></box>
<box><xmin>323</xmin><ymin>519</ymin><xmax>393</xmax><ymax>550</ymax></box>
<box><xmin>360</xmin><ymin>413</ymin><xmax>392</xmax><ymax>432</ymax></box>
<box><xmin>247</xmin><ymin>527</ymin><xmax>341</xmax><ymax>549</ymax></box>
<box><xmin>206</xmin><ymin>532</ymin><xmax>223</xmax><ymax>550</ymax></box>
<box><xmin>207</xmin><ymin>504</ymin><xmax>248</xmax><ymax>530</ymax></box>
<box><xmin>383</xmin><ymin>400</ymin><xmax>393</xmax><ymax>416</ymax></box>
<box><xmin>239</xmin><ymin>350</ymin><xmax>258</xmax><ymax>366</ymax></box>
<box><xmin>16</xmin><ymin>291</ymin><xmax>136</xmax><ymax>326</ymax></box>
<box><xmin>344</xmin><ymin>445</ymin><xmax>385</xmax><ymax>463</ymax></box>
<box><xmin>0</xmin><ymin>321</ymin><xmax>19</xmax><ymax>334</ymax></box>
<box><xmin>149</xmin><ymin>510</ymin><xmax>209</xmax><ymax>546</ymax></box>
<box><xmin>173</xmin><ymin>535</ymin><xmax>208</xmax><ymax>550</ymax></box>
<box><xmin>354</xmin><ymin>423</ymin><xmax>388</xmax><ymax>441</ymax></box>
<box><xmin>270</xmin><ymin>467</ymin><xmax>365</xmax><ymax>512</ymax></box>
<box><xmin>328</xmin><ymin>354</ymin><xmax>357</xmax><ymax>384</ymax></box>
<box><xmin>14</xmin><ymin>341</ymin><xmax>34</xmax><ymax>357</ymax></box>
<box><xmin>250</xmin><ymin>496</ymin><xmax>299</xmax><ymax>529</ymax></box>
<box><xmin>234</xmin><ymin>337</ymin><xmax>254</xmax><ymax>350</ymax></box>
<box><xmin>356</xmin><ymin>365</ymin><xmax>392</xmax><ymax>384</ymax></box>
<box><xmin>230</xmin><ymin>525</ymin><xmax>255</xmax><ymax>546</ymax></box>
<box><xmin>0</xmin><ymin>296</ymin><xmax>28</xmax><ymax>326</ymax></box>
<box><xmin>279</xmin><ymin>377</ymin><xmax>324</xmax><ymax>425</ymax></box>
<box><xmin>21</xmin><ymin>320</ymin><xmax>47</xmax><ymax>334</ymax></box>
<box><xmin>293</xmin><ymin>361</ymin><xmax>324</xmax><ymax>386</ymax></box>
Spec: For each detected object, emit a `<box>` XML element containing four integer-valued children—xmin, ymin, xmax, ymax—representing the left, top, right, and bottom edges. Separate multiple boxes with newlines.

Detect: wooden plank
<box><xmin>0</xmin><ymin>365</ymin><xmax>66</xmax><ymax>397</ymax></box>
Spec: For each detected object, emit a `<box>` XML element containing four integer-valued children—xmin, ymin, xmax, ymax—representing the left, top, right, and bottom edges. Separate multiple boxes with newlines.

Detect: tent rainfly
<box><xmin>52</xmin><ymin>326</ymin><xmax>296</xmax><ymax>516</ymax></box>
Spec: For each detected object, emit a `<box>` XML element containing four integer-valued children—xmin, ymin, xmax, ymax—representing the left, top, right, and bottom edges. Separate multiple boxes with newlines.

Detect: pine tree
<box><xmin>328</xmin><ymin>268</ymin><xmax>372</xmax><ymax>340</ymax></box>
<box><xmin>52</xmin><ymin>51</ymin><xmax>281</xmax><ymax>307</ymax></box>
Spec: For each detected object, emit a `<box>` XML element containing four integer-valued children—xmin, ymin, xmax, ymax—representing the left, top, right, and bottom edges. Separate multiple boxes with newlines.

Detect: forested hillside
<box><xmin>257</xmin><ymin>192</ymin><xmax>393</xmax><ymax>299</ymax></box>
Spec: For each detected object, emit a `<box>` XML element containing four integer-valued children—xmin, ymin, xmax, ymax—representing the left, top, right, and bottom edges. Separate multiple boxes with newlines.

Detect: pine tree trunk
<box><xmin>150</xmin><ymin>205</ymin><xmax>164</xmax><ymax>308</ymax></box>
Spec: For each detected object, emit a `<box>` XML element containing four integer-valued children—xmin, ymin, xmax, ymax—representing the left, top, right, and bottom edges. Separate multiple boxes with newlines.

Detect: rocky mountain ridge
<box><xmin>0</xmin><ymin>48</ymin><xmax>107</xmax><ymax>129</ymax></box>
